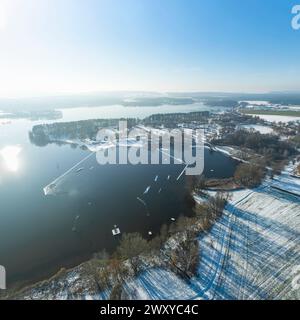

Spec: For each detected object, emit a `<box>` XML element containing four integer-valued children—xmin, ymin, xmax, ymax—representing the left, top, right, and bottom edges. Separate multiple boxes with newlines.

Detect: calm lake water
<box><xmin>0</xmin><ymin>104</ymin><xmax>238</xmax><ymax>286</ymax></box>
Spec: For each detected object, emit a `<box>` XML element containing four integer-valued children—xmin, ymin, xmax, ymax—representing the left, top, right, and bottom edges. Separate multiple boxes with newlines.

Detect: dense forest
<box><xmin>29</xmin><ymin>111</ymin><xmax>211</xmax><ymax>146</ymax></box>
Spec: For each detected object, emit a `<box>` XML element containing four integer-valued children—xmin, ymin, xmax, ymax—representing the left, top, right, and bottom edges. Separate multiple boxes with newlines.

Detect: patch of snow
<box><xmin>240</xmin><ymin>124</ymin><xmax>274</xmax><ymax>134</ymax></box>
<box><xmin>248</xmin><ymin>114</ymin><xmax>300</xmax><ymax>123</ymax></box>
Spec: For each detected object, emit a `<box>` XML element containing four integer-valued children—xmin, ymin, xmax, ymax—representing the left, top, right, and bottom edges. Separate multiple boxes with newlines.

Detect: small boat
<box><xmin>167</xmin><ymin>175</ymin><xmax>171</xmax><ymax>180</ymax></box>
<box><xmin>76</xmin><ymin>167</ymin><xmax>84</xmax><ymax>173</ymax></box>
<box><xmin>154</xmin><ymin>175</ymin><xmax>158</xmax><ymax>182</ymax></box>
<box><xmin>112</xmin><ymin>225</ymin><xmax>121</xmax><ymax>236</ymax></box>
<box><xmin>158</xmin><ymin>188</ymin><xmax>162</xmax><ymax>194</ymax></box>
<box><xmin>148</xmin><ymin>231</ymin><xmax>152</xmax><ymax>236</ymax></box>
<box><xmin>171</xmin><ymin>218</ymin><xmax>176</xmax><ymax>222</ymax></box>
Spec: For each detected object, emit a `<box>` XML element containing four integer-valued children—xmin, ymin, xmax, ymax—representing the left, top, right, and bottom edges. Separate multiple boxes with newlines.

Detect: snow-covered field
<box><xmin>240</xmin><ymin>124</ymin><xmax>274</xmax><ymax>134</ymax></box>
<box><xmin>122</xmin><ymin>181</ymin><xmax>299</xmax><ymax>300</ymax></box>
<box><xmin>269</xmin><ymin>161</ymin><xmax>300</xmax><ymax>196</ymax></box>
<box><xmin>248</xmin><ymin>114</ymin><xmax>300</xmax><ymax>123</ymax></box>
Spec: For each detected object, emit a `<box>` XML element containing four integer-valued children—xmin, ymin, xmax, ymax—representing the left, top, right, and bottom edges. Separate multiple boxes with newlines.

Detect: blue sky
<box><xmin>0</xmin><ymin>0</ymin><xmax>299</xmax><ymax>96</ymax></box>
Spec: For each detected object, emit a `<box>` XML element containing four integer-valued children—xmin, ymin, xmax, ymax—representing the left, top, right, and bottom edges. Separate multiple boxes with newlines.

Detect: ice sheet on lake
<box><xmin>43</xmin><ymin>152</ymin><xmax>94</xmax><ymax>196</ymax></box>
<box><xmin>137</xmin><ymin>197</ymin><xmax>147</xmax><ymax>206</ymax></box>
<box><xmin>143</xmin><ymin>186</ymin><xmax>151</xmax><ymax>194</ymax></box>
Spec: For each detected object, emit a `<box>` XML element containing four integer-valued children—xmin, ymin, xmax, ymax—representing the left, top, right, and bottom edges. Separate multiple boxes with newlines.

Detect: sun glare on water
<box><xmin>0</xmin><ymin>145</ymin><xmax>22</xmax><ymax>172</ymax></box>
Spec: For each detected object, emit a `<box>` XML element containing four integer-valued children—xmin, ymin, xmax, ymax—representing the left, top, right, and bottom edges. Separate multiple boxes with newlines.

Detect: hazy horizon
<box><xmin>2</xmin><ymin>89</ymin><xmax>300</xmax><ymax>101</ymax></box>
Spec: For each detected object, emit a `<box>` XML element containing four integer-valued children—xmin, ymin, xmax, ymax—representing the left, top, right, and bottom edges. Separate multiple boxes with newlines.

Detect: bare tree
<box><xmin>116</xmin><ymin>233</ymin><xmax>150</xmax><ymax>275</ymax></box>
<box><xmin>170</xmin><ymin>231</ymin><xmax>199</xmax><ymax>279</ymax></box>
<box><xmin>234</xmin><ymin>162</ymin><xmax>265</xmax><ymax>187</ymax></box>
<box><xmin>207</xmin><ymin>192</ymin><xmax>231</xmax><ymax>219</ymax></box>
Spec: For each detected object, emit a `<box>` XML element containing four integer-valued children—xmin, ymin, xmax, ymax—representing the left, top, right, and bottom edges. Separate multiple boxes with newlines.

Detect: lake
<box><xmin>0</xmin><ymin>104</ymin><xmax>238</xmax><ymax>287</ymax></box>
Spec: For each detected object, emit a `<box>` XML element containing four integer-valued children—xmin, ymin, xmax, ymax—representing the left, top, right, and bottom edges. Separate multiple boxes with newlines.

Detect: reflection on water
<box><xmin>0</xmin><ymin>145</ymin><xmax>22</xmax><ymax>172</ymax></box>
<box><xmin>0</xmin><ymin>104</ymin><xmax>238</xmax><ymax>288</ymax></box>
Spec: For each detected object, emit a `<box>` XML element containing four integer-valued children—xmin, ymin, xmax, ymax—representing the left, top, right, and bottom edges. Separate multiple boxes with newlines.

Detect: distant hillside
<box><xmin>1</xmin><ymin>91</ymin><xmax>300</xmax><ymax>112</ymax></box>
